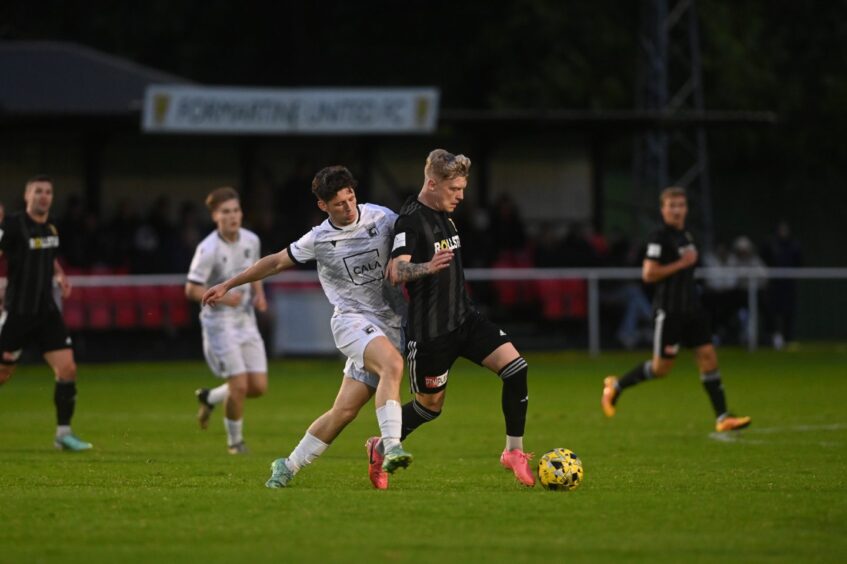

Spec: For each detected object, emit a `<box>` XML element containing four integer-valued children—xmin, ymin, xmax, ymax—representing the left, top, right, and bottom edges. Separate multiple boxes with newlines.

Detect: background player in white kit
<box><xmin>186</xmin><ymin>187</ymin><xmax>268</xmax><ymax>454</ymax></box>
<box><xmin>203</xmin><ymin>166</ymin><xmax>422</xmax><ymax>489</ymax></box>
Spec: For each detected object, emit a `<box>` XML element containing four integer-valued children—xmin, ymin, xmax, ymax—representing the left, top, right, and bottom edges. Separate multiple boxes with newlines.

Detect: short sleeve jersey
<box><xmin>287</xmin><ymin>203</ymin><xmax>406</xmax><ymax>326</ymax></box>
<box><xmin>644</xmin><ymin>223</ymin><xmax>700</xmax><ymax>314</ymax></box>
<box><xmin>390</xmin><ymin>196</ymin><xmax>472</xmax><ymax>342</ymax></box>
<box><xmin>188</xmin><ymin>228</ymin><xmax>261</xmax><ymax>324</ymax></box>
<box><xmin>0</xmin><ymin>212</ymin><xmax>61</xmax><ymax>315</ymax></box>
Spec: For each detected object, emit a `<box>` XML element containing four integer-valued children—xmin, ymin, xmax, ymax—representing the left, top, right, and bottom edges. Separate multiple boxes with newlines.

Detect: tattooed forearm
<box><xmin>394</xmin><ymin>260</ymin><xmax>433</xmax><ymax>283</ymax></box>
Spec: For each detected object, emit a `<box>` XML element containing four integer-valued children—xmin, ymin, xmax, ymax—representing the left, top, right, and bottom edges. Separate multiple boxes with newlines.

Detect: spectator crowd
<box><xmin>1</xmin><ymin>185</ymin><xmax>801</xmax><ymax>349</ymax></box>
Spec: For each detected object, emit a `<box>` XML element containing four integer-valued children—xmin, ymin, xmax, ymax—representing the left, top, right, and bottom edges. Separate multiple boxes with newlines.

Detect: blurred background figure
<box><xmin>761</xmin><ymin>221</ymin><xmax>803</xmax><ymax>350</ymax></box>
<box><xmin>702</xmin><ymin>241</ymin><xmax>739</xmax><ymax>344</ymax></box>
<box><xmin>490</xmin><ymin>193</ymin><xmax>527</xmax><ymax>258</ymax></box>
<box><xmin>602</xmin><ymin>231</ymin><xmax>652</xmax><ymax>350</ymax></box>
<box><xmin>729</xmin><ymin>236</ymin><xmax>767</xmax><ymax>345</ymax></box>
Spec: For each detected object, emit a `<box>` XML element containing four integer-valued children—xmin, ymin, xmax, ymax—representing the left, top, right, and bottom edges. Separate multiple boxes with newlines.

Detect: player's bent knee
<box><xmin>0</xmin><ymin>367</ymin><xmax>14</xmax><ymax>385</ymax></box>
<box><xmin>416</xmin><ymin>391</ymin><xmax>445</xmax><ymax>412</ymax></box>
<box><xmin>247</xmin><ymin>379</ymin><xmax>268</xmax><ymax>398</ymax></box>
<box><xmin>227</xmin><ymin>380</ymin><xmax>248</xmax><ymax>399</ymax></box>
<box><xmin>381</xmin><ymin>359</ymin><xmax>404</xmax><ymax>383</ymax></box>
<box><xmin>387</xmin><ymin>354</ymin><xmax>404</xmax><ymax>377</ymax></box>
<box><xmin>55</xmin><ymin>364</ymin><xmax>77</xmax><ymax>381</ymax></box>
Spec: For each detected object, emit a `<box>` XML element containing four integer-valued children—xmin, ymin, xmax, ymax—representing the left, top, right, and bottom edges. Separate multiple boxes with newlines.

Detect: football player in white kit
<box><xmin>203</xmin><ymin>166</ymin><xmax>433</xmax><ymax>489</ymax></box>
<box><xmin>186</xmin><ymin>187</ymin><xmax>268</xmax><ymax>454</ymax></box>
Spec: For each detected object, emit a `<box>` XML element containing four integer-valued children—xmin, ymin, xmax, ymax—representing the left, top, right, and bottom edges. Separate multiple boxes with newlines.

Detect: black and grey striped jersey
<box><xmin>391</xmin><ymin>196</ymin><xmax>472</xmax><ymax>341</ymax></box>
<box><xmin>0</xmin><ymin>212</ymin><xmax>61</xmax><ymax>315</ymax></box>
<box><xmin>644</xmin><ymin>222</ymin><xmax>700</xmax><ymax>314</ymax></box>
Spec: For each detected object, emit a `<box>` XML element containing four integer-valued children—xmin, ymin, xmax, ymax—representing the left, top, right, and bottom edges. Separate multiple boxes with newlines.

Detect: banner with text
<box><xmin>142</xmin><ymin>86</ymin><xmax>439</xmax><ymax>135</ymax></box>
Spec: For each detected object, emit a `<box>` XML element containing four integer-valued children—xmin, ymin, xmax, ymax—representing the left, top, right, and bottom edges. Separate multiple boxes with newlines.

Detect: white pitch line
<box><xmin>707</xmin><ymin>422</ymin><xmax>846</xmax><ymax>445</ymax></box>
<box><xmin>746</xmin><ymin>423</ymin><xmax>847</xmax><ymax>434</ymax></box>
<box><xmin>707</xmin><ymin>432</ymin><xmax>765</xmax><ymax>444</ymax></box>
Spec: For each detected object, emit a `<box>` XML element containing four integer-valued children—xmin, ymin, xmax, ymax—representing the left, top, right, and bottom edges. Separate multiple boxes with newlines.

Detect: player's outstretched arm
<box><xmin>202</xmin><ymin>248</ymin><xmax>296</xmax><ymax>307</ymax></box>
<box><xmin>389</xmin><ymin>249</ymin><xmax>454</xmax><ymax>285</ymax></box>
<box><xmin>187</xmin><ymin>282</ymin><xmax>243</xmax><ymax>307</ymax></box>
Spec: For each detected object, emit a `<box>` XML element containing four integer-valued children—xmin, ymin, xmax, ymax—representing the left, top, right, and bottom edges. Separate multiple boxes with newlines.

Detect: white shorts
<box><xmin>331</xmin><ymin>313</ymin><xmax>403</xmax><ymax>390</ymax></box>
<box><xmin>202</xmin><ymin>320</ymin><xmax>267</xmax><ymax>379</ymax></box>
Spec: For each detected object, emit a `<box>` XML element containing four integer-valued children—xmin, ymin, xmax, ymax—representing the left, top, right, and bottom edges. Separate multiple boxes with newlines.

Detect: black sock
<box><xmin>400</xmin><ymin>399</ymin><xmax>440</xmax><ymax>441</ymax></box>
<box><xmin>500</xmin><ymin>357</ymin><xmax>529</xmax><ymax>437</ymax></box>
<box><xmin>54</xmin><ymin>381</ymin><xmax>77</xmax><ymax>426</ymax></box>
<box><xmin>701</xmin><ymin>369</ymin><xmax>727</xmax><ymax>418</ymax></box>
<box><xmin>616</xmin><ymin>360</ymin><xmax>654</xmax><ymax>398</ymax></box>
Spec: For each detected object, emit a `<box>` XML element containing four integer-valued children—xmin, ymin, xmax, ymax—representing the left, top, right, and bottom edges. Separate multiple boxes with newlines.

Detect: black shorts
<box><xmin>0</xmin><ymin>308</ymin><xmax>72</xmax><ymax>364</ymax></box>
<box><xmin>653</xmin><ymin>308</ymin><xmax>711</xmax><ymax>359</ymax></box>
<box><xmin>406</xmin><ymin>310</ymin><xmax>511</xmax><ymax>394</ymax></box>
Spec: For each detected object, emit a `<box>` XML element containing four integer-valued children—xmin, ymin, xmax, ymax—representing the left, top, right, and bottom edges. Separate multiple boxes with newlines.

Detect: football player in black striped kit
<box><xmin>602</xmin><ymin>186</ymin><xmax>751</xmax><ymax>433</ymax></box>
<box><xmin>386</xmin><ymin>149</ymin><xmax>535</xmax><ymax>487</ymax></box>
<box><xmin>0</xmin><ymin>175</ymin><xmax>92</xmax><ymax>450</ymax></box>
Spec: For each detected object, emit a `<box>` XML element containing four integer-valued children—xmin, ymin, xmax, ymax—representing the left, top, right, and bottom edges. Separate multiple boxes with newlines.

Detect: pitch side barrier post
<box><xmin>66</xmin><ymin>268</ymin><xmax>847</xmax><ymax>355</ymax></box>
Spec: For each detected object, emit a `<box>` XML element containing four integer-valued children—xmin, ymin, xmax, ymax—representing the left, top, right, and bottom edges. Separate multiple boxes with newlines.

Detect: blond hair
<box><xmin>425</xmin><ymin>149</ymin><xmax>471</xmax><ymax>181</ymax></box>
<box><xmin>660</xmin><ymin>186</ymin><xmax>686</xmax><ymax>205</ymax></box>
<box><xmin>205</xmin><ymin>186</ymin><xmax>239</xmax><ymax>212</ymax></box>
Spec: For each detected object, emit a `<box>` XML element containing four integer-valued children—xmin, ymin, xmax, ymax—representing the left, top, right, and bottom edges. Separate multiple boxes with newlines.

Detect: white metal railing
<box><xmin>462</xmin><ymin>267</ymin><xmax>847</xmax><ymax>355</ymax></box>
<box><xmin>64</xmin><ymin>267</ymin><xmax>847</xmax><ymax>355</ymax></box>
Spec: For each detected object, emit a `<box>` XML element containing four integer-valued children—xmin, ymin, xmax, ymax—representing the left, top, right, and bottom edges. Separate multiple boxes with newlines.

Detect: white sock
<box><xmin>56</xmin><ymin>425</ymin><xmax>71</xmax><ymax>438</ymax></box>
<box><xmin>208</xmin><ymin>384</ymin><xmax>229</xmax><ymax>405</ymax></box>
<box><xmin>286</xmin><ymin>432</ymin><xmax>329</xmax><ymax>474</ymax></box>
<box><xmin>376</xmin><ymin>400</ymin><xmax>402</xmax><ymax>452</ymax></box>
<box><xmin>224</xmin><ymin>418</ymin><xmax>243</xmax><ymax>446</ymax></box>
<box><xmin>506</xmin><ymin>435</ymin><xmax>524</xmax><ymax>451</ymax></box>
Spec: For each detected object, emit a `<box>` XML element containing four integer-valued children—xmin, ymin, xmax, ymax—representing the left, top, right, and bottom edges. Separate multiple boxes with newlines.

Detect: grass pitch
<box><xmin>1</xmin><ymin>347</ymin><xmax>845</xmax><ymax>563</ymax></box>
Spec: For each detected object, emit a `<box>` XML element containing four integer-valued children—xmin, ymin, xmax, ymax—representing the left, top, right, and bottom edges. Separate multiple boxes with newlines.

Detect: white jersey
<box><xmin>188</xmin><ymin>228</ymin><xmax>262</xmax><ymax>325</ymax></box>
<box><xmin>288</xmin><ymin>203</ymin><xmax>406</xmax><ymax>326</ymax></box>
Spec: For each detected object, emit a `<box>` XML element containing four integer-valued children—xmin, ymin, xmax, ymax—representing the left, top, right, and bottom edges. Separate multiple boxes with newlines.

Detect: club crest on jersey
<box><xmin>367</xmin><ymin>224</ymin><xmax>378</xmax><ymax>237</ymax></box>
<box><xmin>28</xmin><ymin>235</ymin><xmax>59</xmax><ymax>250</ymax></box>
<box><xmin>343</xmin><ymin>249</ymin><xmax>384</xmax><ymax>286</ymax></box>
<box><xmin>433</xmin><ymin>234</ymin><xmax>460</xmax><ymax>253</ymax></box>
<box><xmin>363</xmin><ymin>325</ymin><xmax>376</xmax><ymax>335</ymax></box>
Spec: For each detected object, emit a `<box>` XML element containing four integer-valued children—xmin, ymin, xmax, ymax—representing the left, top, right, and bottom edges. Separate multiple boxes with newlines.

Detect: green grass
<box><xmin>1</xmin><ymin>347</ymin><xmax>846</xmax><ymax>563</ymax></box>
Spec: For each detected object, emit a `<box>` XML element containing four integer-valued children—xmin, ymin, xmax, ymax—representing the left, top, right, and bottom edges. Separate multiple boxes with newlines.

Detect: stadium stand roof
<box><xmin>0</xmin><ymin>41</ymin><xmax>190</xmax><ymax>118</ymax></box>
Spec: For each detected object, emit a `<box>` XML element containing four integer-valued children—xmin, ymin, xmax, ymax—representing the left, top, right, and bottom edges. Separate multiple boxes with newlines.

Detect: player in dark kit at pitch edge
<box><xmin>602</xmin><ymin>186</ymin><xmax>751</xmax><ymax>433</ymax></box>
<box><xmin>0</xmin><ymin>175</ymin><xmax>92</xmax><ymax>450</ymax></box>
<box><xmin>385</xmin><ymin>148</ymin><xmax>536</xmax><ymax>487</ymax></box>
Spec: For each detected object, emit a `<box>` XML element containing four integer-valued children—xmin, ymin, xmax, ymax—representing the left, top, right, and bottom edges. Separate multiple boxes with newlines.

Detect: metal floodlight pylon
<box><xmin>634</xmin><ymin>0</ymin><xmax>714</xmax><ymax>249</ymax></box>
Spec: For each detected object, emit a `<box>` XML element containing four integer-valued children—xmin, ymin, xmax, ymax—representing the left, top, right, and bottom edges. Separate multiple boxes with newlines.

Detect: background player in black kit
<box><xmin>0</xmin><ymin>175</ymin><xmax>92</xmax><ymax>451</ymax></box>
<box><xmin>388</xmin><ymin>148</ymin><xmax>535</xmax><ymax>486</ymax></box>
<box><xmin>602</xmin><ymin>186</ymin><xmax>751</xmax><ymax>433</ymax></box>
